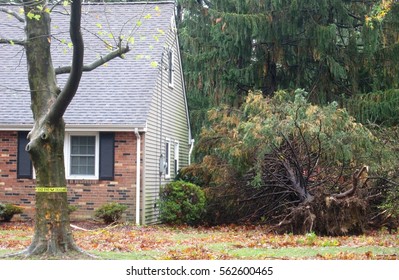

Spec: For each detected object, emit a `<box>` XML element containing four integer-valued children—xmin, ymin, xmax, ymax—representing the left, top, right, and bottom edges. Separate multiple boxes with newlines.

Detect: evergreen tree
<box><xmin>177</xmin><ymin>0</ymin><xmax>399</xmax><ymax>137</ymax></box>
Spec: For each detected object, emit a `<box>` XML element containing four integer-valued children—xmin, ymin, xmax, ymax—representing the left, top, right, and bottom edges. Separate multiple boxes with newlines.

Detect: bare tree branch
<box><xmin>0</xmin><ymin>38</ymin><xmax>26</xmax><ymax>46</ymax></box>
<box><xmin>54</xmin><ymin>45</ymin><xmax>129</xmax><ymax>75</ymax></box>
<box><xmin>48</xmin><ymin>1</ymin><xmax>130</xmax><ymax>123</ymax></box>
<box><xmin>47</xmin><ymin>0</ymin><xmax>84</xmax><ymax>124</ymax></box>
<box><xmin>0</xmin><ymin>7</ymin><xmax>25</xmax><ymax>23</ymax></box>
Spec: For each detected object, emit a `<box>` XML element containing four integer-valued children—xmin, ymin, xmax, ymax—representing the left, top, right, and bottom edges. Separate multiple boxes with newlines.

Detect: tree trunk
<box><xmin>22</xmin><ymin>1</ymin><xmax>79</xmax><ymax>256</ymax></box>
<box><xmin>26</xmin><ymin>121</ymin><xmax>77</xmax><ymax>255</ymax></box>
<box><xmin>282</xmin><ymin>160</ymin><xmax>314</xmax><ymax>203</ymax></box>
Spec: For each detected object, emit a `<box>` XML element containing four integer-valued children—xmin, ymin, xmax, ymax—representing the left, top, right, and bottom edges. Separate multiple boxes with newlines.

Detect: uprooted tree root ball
<box><xmin>197</xmin><ymin>165</ymin><xmax>398</xmax><ymax>235</ymax></box>
<box><xmin>273</xmin><ymin>166</ymin><xmax>370</xmax><ymax>235</ymax></box>
<box><xmin>276</xmin><ymin>189</ymin><xmax>368</xmax><ymax>235</ymax></box>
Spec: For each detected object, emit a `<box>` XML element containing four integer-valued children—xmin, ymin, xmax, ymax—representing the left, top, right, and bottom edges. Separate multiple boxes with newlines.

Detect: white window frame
<box><xmin>168</xmin><ymin>49</ymin><xmax>174</xmax><ymax>88</ymax></box>
<box><xmin>165</xmin><ymin>139</ymin><xmax>171</xmax><ymax>179</ymax></box>
<box><xmin>64</xmin><ymin>132</ymin><xmax>99</xmax><ymax>180</ymax></box>
<box><xmin>174</xmin><ymin>141</ymin><xmax>179</xmax><ymax>176</ymax></box>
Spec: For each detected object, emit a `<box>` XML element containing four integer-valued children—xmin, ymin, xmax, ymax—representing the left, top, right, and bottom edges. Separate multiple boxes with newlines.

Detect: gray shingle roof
<box><xmin>0</xmin><ymin>2</ymin><xmax>175</xmax><ymax>129</ymax></box>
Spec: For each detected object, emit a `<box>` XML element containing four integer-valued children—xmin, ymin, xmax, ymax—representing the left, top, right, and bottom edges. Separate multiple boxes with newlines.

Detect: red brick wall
<box><xmin>0</xmin><ymin>131</ymin><xmax>139</xmax><ymax>222</ymax></box>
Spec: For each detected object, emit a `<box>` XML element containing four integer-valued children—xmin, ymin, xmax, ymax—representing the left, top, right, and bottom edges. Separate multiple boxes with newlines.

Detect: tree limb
<box><xmin>0</xmin><ymin>7</ymin><xmax>25</xmax><ymax>23</ymax></box>
<box><xmin>54</xmin><ymin>46</ymin><xmax>129</xmax><ymax>75</ymax></box>
<box><xmin>333</xmin><ymin>165</ymin><xmax>369</xmax><ymax>199</ymax></box>
<box><xmin>0</xmin><ymin>38</ymin><xmax>26</xmax><ymax>46</ymax></box>
<box><xmin>47</xmin><ymin>0</ymin><xmax>84</xmax><ymax>123</ymax></box>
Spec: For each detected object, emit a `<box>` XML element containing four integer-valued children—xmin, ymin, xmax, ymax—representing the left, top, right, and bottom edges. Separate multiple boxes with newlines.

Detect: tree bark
<box><xmin>282</xmin><ymin>160</ymin><xmax>314</xmax><ymax>203</ymax></box>
<box><xmin>22</xmin><ymin>0</ymin><xmax>81</xmax><ymax>256</ymax></box>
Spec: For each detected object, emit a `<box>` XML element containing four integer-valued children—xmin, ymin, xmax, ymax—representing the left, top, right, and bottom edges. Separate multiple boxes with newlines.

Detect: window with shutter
<box><xmin>17</xmin><ymin>131</ymin><xmax>115</xmax><ymax>180</ymax></box>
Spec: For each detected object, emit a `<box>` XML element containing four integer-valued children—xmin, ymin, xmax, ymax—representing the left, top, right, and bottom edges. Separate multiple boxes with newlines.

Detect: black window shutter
<box><xmin>99</xmin><ymin>132</ymin><xmax>115</xmax><ymax>180</ymax></box>
<box><xmin>17</xmin><ymin>131</ymin><xmax>32</xmax><ymax>179</ymax></box>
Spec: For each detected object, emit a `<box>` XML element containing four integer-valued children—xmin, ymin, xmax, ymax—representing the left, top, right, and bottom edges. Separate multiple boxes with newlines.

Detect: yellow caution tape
<box><xmin>35</xmin><ymin>187</ymin><xmax>67</xmax><ymax>193</ymax></box>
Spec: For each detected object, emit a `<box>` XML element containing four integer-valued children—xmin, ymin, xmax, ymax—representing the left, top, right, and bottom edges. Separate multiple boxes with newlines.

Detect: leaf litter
<box><xmin>0</xmin><ymin>222</ymin><xmax>397</xmax><ymax>259</ymax></box>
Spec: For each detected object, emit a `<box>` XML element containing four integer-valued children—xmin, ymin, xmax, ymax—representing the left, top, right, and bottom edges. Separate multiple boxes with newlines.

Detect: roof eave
<box><xmin>0</xmin><ymin>123</ymin><xmax>147</xmax><ymax>133</ymax></box>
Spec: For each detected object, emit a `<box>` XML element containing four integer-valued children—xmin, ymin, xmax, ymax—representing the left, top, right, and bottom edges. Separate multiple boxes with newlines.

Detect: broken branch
<box><xmin>47</xmin><ymin>0</ymin><xmax>84</xmax><ymax>124</ymax></box>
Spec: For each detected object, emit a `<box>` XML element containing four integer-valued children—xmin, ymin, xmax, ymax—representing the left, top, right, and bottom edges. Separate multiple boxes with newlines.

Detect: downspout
<box><xmin>188</xmin><ymin>139</ymin><xmax>194</xmax><ymax>165</ymax></box>
<box><xmin>134</xmin><ymin>128</ymin><xmax>141</xmax><ymax>225</ymax></box>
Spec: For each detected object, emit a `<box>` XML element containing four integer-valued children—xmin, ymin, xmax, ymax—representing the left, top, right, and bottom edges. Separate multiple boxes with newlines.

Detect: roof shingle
<box><xmin>0</xmin><ymin>2</ymin><xmax>175</xmax><ymax>129</ymax></box>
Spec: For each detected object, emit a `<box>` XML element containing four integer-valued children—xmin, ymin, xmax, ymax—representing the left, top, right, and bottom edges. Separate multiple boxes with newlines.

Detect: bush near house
<box><xmin>94</xmin><ymin>202</ymin><xmax>128</xmax><ymax>224</ymax></box>
<box><xmin>68</xmin><ymin>205</ymin><xmax>79</xmax><ymax>215</ymax></box>
<box><xmin>0</xmin><ymin>203</ymin><xmax>23</xmax><ymax>222</ymax></box>
<box><xmin>159</xmin><ymin>180</ymin><xmax>206</xmax><ymax>225</ymax></box>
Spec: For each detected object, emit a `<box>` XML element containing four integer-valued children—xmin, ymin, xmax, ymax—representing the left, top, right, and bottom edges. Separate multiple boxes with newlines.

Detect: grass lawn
<box><xmin>0</xmin><ymin>222</ymin><xmax>398</xmax><ymax>260</ymax></box>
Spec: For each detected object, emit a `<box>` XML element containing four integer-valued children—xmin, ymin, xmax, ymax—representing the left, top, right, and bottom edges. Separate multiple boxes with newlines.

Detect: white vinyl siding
<box><xmin>142</xmin><ymin>17</ymin><xmax>191</xmax><ymax>224</ymax></box>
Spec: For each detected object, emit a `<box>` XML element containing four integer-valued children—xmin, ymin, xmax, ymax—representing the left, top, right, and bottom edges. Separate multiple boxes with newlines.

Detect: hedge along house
<box><xmin>0</xmin><ymin>2</ymin><xmax>192</xmax><ymax>224</ymax></box>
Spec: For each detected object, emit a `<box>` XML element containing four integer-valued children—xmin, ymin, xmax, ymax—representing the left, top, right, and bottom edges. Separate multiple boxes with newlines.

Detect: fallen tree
<box><xmin>181</xmin><ymin>90</ymin><xmax>399</xmax><ymax>235</ymax></box>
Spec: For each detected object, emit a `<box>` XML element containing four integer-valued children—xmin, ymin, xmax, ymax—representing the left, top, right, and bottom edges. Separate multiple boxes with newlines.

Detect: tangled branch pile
<box><xmin>180</xmin><ymin>90</ymin><xmax>399</xmax><ymax>235</ymax></box>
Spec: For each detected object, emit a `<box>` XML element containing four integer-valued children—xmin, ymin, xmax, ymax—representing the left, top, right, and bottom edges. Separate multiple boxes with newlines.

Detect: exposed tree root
<box><xmin>1</xmin><ymin>241</ymin><xmax>98</xmax><ymax>260</ymax></box>
<box><xmin>1</xmin><ymin>249</ymin><xmax>29</xmax><ymax>259</ymax></box>
<box><xmin>1</xmin><ymin>247</ymin><xmax>98</xmax><ymax>260</ymax></box>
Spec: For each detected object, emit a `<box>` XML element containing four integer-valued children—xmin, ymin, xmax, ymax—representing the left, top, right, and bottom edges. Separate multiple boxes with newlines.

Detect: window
<box><xmin>174</xmin><ymin>141</ymin><xmax>179</xmax><ymax>176</ymax></box>
<box><xmin>70</xmin><ymin>136</ymin><xmax>96</xmax><ymax>175</ymax></box>
<box><xmin>168</xmin><ymin>49</ymin><xmax>174</xmax><ymax>87</ymax></box>
<box><xmin>65</xmin><ymin>133</ymin><xmax>99</xmax><ymax>179</ymax></box>
<box><xmin>165</xmin><ymin>140</ymin><xmax>171</xmax><ymax>178</ymax></box>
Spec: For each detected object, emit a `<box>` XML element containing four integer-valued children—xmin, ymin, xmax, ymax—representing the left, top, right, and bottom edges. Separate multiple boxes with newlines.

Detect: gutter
<box><xmin>134</xmin><ymin>128</ymin><xmax>141</xmax><ymax>225</ymax></box>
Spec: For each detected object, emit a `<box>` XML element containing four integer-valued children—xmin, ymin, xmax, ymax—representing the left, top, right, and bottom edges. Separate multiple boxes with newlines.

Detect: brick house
<box><xmin>0</xmin><ymin>2</ymin><xmax>193</xmax><ymax>224</ymax></box>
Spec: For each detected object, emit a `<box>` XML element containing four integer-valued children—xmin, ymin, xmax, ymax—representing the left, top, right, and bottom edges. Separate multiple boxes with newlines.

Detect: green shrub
<box><xmin>94</xmin><ymin>202</ymin><xmax>128</xmax><ymax>224</ymax></box>
<box><xmin>0</xmin><ymin>203</ymin><xmax>23</xmax><ymax>222</ymax></box>
<box><xmin>68</xmin><ymin>205</ymin><xmax>79</xmax><ymax>215</ymax></box>
<box><xmin>159</xmin><ymin>180</ymin><xmax>206</xmax><ymax>225</ymax></box>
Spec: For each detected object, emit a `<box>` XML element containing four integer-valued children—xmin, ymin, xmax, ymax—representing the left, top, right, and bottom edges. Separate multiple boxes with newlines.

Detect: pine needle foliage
<box><xmin>177</xmin><ymin>0</ymin><xmax>399</xmax><ymax>137</ymax></box>
<box><xmin>196</xmin><ymin>90</ymin><xmax>391</xmax><ymax>175</ymax></box>
<box><xmin>342</xmin><ymin>89</ymin><xmax>399</xmax><ymax>126</ymax></box>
